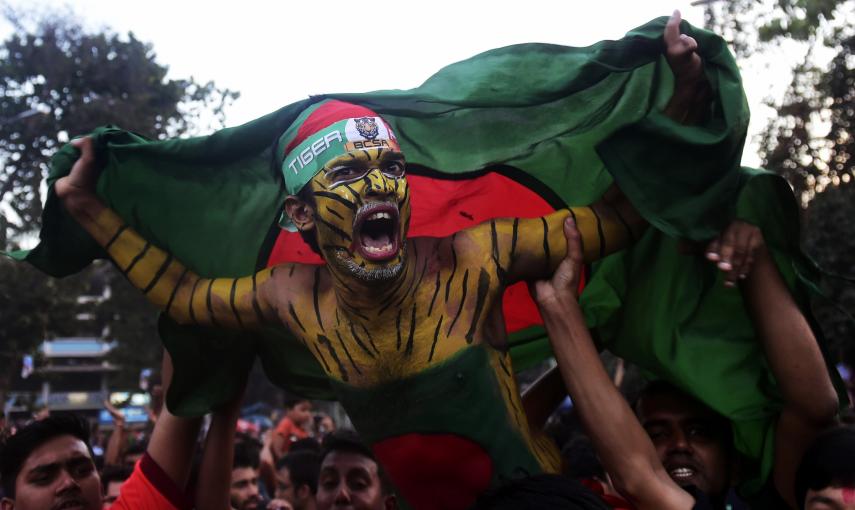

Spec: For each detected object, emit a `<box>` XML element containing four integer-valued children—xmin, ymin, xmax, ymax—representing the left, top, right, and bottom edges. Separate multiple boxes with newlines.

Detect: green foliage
<box><xmin>0</xmin><ymin>9</ymin><xmax>238</xmax><ymax>404</ymax></box>
<box><xmin>0</xmin><ymin>9</ymin><xmax>238</xmax><ymax>244</ymax></box>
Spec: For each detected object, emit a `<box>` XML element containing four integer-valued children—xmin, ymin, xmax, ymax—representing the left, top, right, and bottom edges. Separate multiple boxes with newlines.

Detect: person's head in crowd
<box><xmin>100</xmin><ymin>464</ymin><xmax>132</xmax><ymax>509</ymax></box>
<box><xmin>231</xmin><ymin>441</ymin><xmax>262</xmax><ymax>510</ymax></box>
<box><xmin>316</xmin><ymin>430</ymin><xmax>396</xmax><ymax>510</ymax></box>
<box><xmin>634</xmin><ymin>380</ymin><xmax>735</xmax><ymax>505</ymax></box>
<box><xmin>471</xmin><ymin>474</ymin><xmax>610</xmax><ymax>510</ymax></box>
<box><xmin>0</xmin><ymin>414</ymin><xmax>102</xmax><ymax>510</ymax></box>
<box><xmin>796</xmin><ymin>426</ymin><xmax>855</xmax><ymax>510</ymax></box>
<box><xmin>122</xmin><ymin>439</ymin><xmax>148</xmax><ymax>468</ymax></box>
<box><xmin>284</xmin><ymin>398</ymin><xmax>313</xmax><ymax>429</ymax></box>
<box><xmin>276</xmin><ymin>451</ymin><xmax>321</xmax><ymax>510</ymax></box>
<box><xmin>290</xmin><ymin>437</ymin><xmax>322</xmax><ymax>455</ymax></box>
<box><xmin>316</xmin><ymin>415</ymin><xmax>336</xmax><ymax>436</ymax></box>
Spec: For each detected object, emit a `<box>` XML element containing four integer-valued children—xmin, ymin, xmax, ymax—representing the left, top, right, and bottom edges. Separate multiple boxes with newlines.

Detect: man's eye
<box><xmin>383</xmin><ymin>162</ymin><xmax>405</xmax><ymax>177</ymax></box>
<box><xmin>72</xmin><ymin>464</ymin><xmax>94</xmax><ymax>477</ymax></box>
<box><xmin>329</xmin><ymin>167</ymin><xmax>362</xmax><ymax>182</ymax></box>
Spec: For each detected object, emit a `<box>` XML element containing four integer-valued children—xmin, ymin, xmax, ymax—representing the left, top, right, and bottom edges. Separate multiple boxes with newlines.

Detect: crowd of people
<box><xmin>1</xmin><ymin>220</ymin><xmax>854</xmax><ymax>510</ymax></box>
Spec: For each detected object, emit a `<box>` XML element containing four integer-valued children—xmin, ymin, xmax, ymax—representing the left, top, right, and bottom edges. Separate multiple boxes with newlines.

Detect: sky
<box><xmin>1</xmin><ymin>0</ymin><xmax>804</xmax><ymax>166</ymax></box>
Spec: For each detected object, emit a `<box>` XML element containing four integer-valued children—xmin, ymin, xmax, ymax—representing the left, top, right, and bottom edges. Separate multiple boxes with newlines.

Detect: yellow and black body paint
<box><xmin>77</xmin><ymin>148</ymin><xmax>638</xmax><ymax>487</ymax></box>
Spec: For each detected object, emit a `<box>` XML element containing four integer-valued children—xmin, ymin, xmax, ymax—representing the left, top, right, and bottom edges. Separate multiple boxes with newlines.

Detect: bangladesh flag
<box><xmin>10</xmin><ymin>17</ymin><xmax>842</xmax><ymax>492</ymax></box>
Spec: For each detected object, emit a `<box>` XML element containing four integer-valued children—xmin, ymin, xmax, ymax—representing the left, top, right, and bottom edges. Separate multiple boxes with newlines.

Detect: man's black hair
<box><xmin>561</xmin><ymin>436</ymin><xmax>605</xmax><ymax>481</ymax></box>
<box><xmin>0</xmin><ymin>414</ymin><xmax>93</xmax><ymax>498</ymax></box>
<box><xmin>276</xmin><ymin>450</ymin><xmax>321</xmax><ymax>494</ymax></box>
<box><xmin>471</xmin><ymin>474</ymin><xmax>609</xmax><ymax>510</ymax></box>
<box><xmin>320</xmin><ymin>429</ymin><xmax>394</xmax><ymax>495</ymax></box>
<box><xmin>283</xmin><ymin>397</ymin><xmax>311</xmax><ymax>410</ymax></box>
<box><xmin>795</xmin><ymin>426</ymin><xmax>855</xmax><ymax>509</ymax></box>
<box><xmin>233</xmin><ymin>441</ymin><xmax>261</xmax><ymax>470</ymax></box>
<box><xmin>290</xmin><ymin>437</ymin><xmax>321</xmax><ymax>454</ymax></box>
<box><xmin>100</xmin><ymin>464</ymin><xmax>133</xmax><ymax>493</ymax></box>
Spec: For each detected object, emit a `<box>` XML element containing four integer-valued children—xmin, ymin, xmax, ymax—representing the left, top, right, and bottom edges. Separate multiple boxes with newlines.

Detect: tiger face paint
<box><xmin>308</xmin><ymin>147</ymin><xmax>411</xmax><ymax>282</ymax></box>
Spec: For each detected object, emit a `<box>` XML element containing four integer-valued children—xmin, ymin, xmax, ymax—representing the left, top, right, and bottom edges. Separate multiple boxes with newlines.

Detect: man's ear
<box><xmin>284</xmin><ymin>195</ymin><xmax>316</xmax><ymax>232</ymax></box>
<box><xmin>1</xmin><ymin>497</ymin><xmax>15</xmax><ymax>510</ymax></box>
<box><xmin>383</xmin><ymin>494</ymin><xmax>398</xmax><ymax>510</ymax></box>
<box><xmin>296</xmin><ymin>483</ymin><xmax>311</xmax><ymax>501</ymax></box>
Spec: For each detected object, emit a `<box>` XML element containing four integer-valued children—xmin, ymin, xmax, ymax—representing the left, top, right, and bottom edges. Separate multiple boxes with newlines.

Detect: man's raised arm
<box><xmin>55</xmin><ymin>137</ymin><xmax>282</xmax><ymax>329</ymax></box>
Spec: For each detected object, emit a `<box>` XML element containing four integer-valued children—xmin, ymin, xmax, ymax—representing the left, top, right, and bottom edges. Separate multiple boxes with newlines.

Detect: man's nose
<box><xmin>334</xmin><ymin>485</ymin><xmax>352</xmax><ymax>504</ymax></box>
<box><xmin>667</xmin><ymin>429</ymin><xmax>693</xmax><ymax>453</ymax></box>
<box><xmin>364</xmin><ymin>168</ymin><xmax>393</xmax><ymax>196</ymax></box>
<box><xmin>55</xmin><ymin>469</ymin><xmax>81</xmax><ymax>494</ymax></box>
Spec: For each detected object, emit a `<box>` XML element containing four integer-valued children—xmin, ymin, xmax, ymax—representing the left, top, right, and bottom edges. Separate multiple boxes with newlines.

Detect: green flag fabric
<box><xmin>11</xmin><ymin>17</ymin><xmax>841</xmax><ymax>493</ymax></box>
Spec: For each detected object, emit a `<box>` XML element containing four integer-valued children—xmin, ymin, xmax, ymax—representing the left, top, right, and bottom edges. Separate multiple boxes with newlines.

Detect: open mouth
<box><xmin>352</xmin><ymin>202</ymin><xmax>400</xmax><ymax>262</ymax></box>
<box><xmin>666</xmin><ymin>463</ymin><xmax>698</xmax><ymax>484</ymax></box>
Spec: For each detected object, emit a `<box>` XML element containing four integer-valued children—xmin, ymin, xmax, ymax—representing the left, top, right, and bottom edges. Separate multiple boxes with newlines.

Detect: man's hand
<box><xmin>664</xmin><ymin>10</ymin><xmax>702</xmax><ymax>86</ymax></box>
<box><xmin>54</xmin><ymin>136</ymin><xmax>99</xmax><ymax>201</ymax></box>
<box><xmin>662</xmin><ymin>10</ymin><xmax>710</xmax><ymax>124</ymax></box>
<box><xmin>531</xmin><ymin>217</ymin><xmax>584</xmax><ymax>308</ymax></box>
<box><xmin>704</xmin><ymin>220</ymin><xmax>766</xmax><ymax>287</ymax></box>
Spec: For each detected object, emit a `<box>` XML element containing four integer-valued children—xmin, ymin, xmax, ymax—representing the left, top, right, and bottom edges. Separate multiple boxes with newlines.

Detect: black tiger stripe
<box><xmin>142</xmin><ymin>253</ymin><xmax>173</xmax><ymax>294</ymax></box>
<box><xmin>498</xmin><ymin>355</ymin><xmax>512</xmax><ymax>377</ymax></box>
<box><xmin>105</xmin><ymin>224</ymin><xmax>130</xmax><ymax>251</ymax></box>
<box><xmin>312</xmin><ymin>342</ymin><xmax>331</xmax><ymax>373</ymax></box>
<box><xmin>395</xmin><ymin>256</ymin><xmax>427</xmax><ymax>309</ymax></box>
<box><xmin>428</xmin><ymin>316</ymin><xmax>444</xmax><ymax>362</ymax></box>
<box><xmin>343</xmin><ymin>184</ymin><xmax>363</xmax><ymax>206</ymax></box>
<box><xmin>325</xmin><ymin>207</ymin><xmax>344</xmax><ymax>220</ymax></box>
<box><xmin>342</xmin><ymin>301</ymin><xmax>371</xmax><ymax>322</ymax></box>
<box><xmin>427</xmin><ymin>269</ymin><xmax>441</xmax><ymax>317</ymax></box>
<box><xmin>314</xmin><ymin>191</ymin><xmax>357</xmax><ymax>211</ymax></box>
<box><xmin>490</xmin><ymin>220</ymin><xmax>506</xmax><ymax>284</ymax></box>
<box><xmin>313</xmin><ymin>267</ymin><xmax>324</xmax><ymax>331</ymax></box>
<box><xmin>377</xmin><ymin>261</ymin><xmax>411</xmax><ymax>314</ymax></box>
<box><xmin>361</xmin><ymin>175</ymin><xmax>373</xmax><ymax>190</ymax></box>
<box><xmin>335</xmin><ymin>308</ymin><xmax>341</xmax><ymax>326</ymax></box>
<box><xmin>289</xmin><ymin>265</ymin><xmax>296</xmax><ymax>277</ymax></box>
<box><xmin>404</xmin><ymin>303</ymin><xmax>417</xmax><ymax>356</ymax></box>
<box><xmin>123</xmin><ymin>242</ymin><xmax>151</xmax><ymax>276</ymax></box>
<box><xmin>288</xmin><ymin>303</ymin><xmax>306</xmax><ymax>332</ymax></box>
<box><xmin>502</xmin><ymin>381</ymin><xmax>524</xmax><ymax>429</ymax></box>
<box><xmin>568</xmin><ymin>209</ymin><xmax>585</xmax><ymax>254</ymax></box>
<box><xmin>349</xmin><ymin>322</ymin><xmax>375</xmax><ymax>358</ymax></box>
<box><xmin>446</xmin><ymin>269</ymin><xmax>469</xmax><ymax>337</ymax></box>
<box><xmin>312</xmin><ymin>178</ymin><xmax>328</xmax><ymax>190</ymax></box>
<box><xmin>188</xmin><ymin>277</ymin><xmax>203</xmax><ymax>325</ymax></box>
<box><xmin>251</xmin><ymin>273</ymin><xmax>268</xmax><ymax>325</ymax></box>
<box><xmin>395</xmin><ymin>308</ymin><xmax>403</xmax><ymax>350</ymax></box>
<box><xmin>315</xmin><ymin>217</ymin><xmax>352</xmax><ymax>243</ymax></box>
<box><xmin>318</xmin><ymin>335</ymin><xmax>348</xmax><ymax>381</ymax></box>
<box><xmin>510</xmin><ymin>218</ymin><xmax>519</xmax><ymax>263</ymax></box>
<box><xmin>334</xmin><ymin>331</ymin><xmax>362</xmax><ymax>375</ymax></box>
<box><xmin>205</xmin><ymin>279</ymin><xmax>220</xmax><ymax>327</ymax></box>
<box><xmin>589</xmin><ymin>206</ymin><xmax>606</xmax><ymax>258</ymax></box>
<box><xmin>360</xmin><ymin>323</ymin><xmax>380</xmax><ymax>354</ymax></box>
<box><xmin>444</xmin><ymin>234</ymin><xmax>458</xmax><ymax>302</ymax></box>
<box><xmin>465</xmin><ymin>269</ymin><xmax>490</xmax><ymax>344</ymax></box>
<box><xmin>229</xmin><ymin>279</ymin><xmax>244</xmax><ymax>329</ymax></box>
<box><xmin>165</xmin><ymin>268</ymin><xmax>189</xmax><ymax>315</ymax></box>
<box><xmin>540</xmin><ymin>217</ymin><xmax>550</xmax><ymax>270</ymax></box>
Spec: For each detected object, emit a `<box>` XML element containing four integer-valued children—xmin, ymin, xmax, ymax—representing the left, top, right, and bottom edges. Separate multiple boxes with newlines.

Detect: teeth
<box><xmin>364</xmin><ymin>243</ymin><xmax>393</xmax><ymax>254</ymax></box>
<box><xmin>669</xmin><ymin>467</ymin><xmax>695</xmax><ymax>479</ymax></box>
<box><xmin>367</xmin><ymin>211</ymin><xmax>392</xmax><ymax>220</ymax></box>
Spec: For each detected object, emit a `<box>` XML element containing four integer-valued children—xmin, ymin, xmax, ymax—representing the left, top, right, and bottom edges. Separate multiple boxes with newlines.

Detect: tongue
<box><xmin>363</xmin><ymin>231</ymin><xmax>391</xmax><ymax>249</ymax></box>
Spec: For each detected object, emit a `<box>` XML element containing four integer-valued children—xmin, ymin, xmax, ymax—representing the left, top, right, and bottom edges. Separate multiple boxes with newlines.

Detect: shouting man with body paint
<box><xmin>53</xmin><ymin>13</ymin><xmax>717</xmax><ymax>510</ymax></box>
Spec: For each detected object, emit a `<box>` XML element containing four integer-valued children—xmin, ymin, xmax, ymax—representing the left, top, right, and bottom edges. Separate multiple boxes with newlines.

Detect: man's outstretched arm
<box><xmin>531</xmin><ymin>217</ymin><xmax>695</xmax><ymax>510</ymax></box>
<box><xmin>55</xmin><ymin>137</ymin><xmax>282</xmax><ymax>329</ymax></box>
<box><xmin>706</xmin><ymin>221</ymin><xmax>839</xmax><ymax>507</ymax></box>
